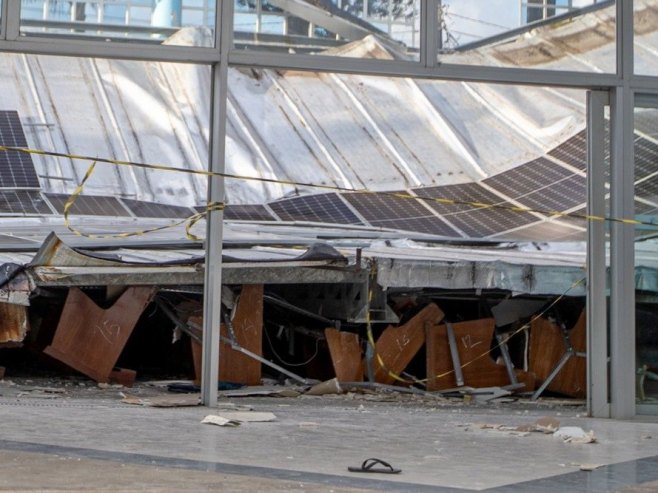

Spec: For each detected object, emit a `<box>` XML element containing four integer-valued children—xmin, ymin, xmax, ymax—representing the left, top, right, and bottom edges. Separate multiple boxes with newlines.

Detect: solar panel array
<box><xmin>45</xmin><ymin>193</ymin><xmax>129</xmax><ymax>216</ymax></box>
<box><xmin>635</xmin><ymin>110</ymin><xmax>658</xmax><ymax>140</ymax></box>
<box><xmin>418</xmin><ymin>182</ymin><xmax>537</xmax><ymax>237</ymax></box>
<box><xmin>3</xmin><ymin>106</ymin><xmax>658</xmax><ymax>243</ymax></box>
<box><xmin>0</xmin><ymin>190</ymin><xmax>52</xmax><ymax>215</ymax></box>
<box><xmin>495</xmin><ymin>220</ymin><xmax>586</xmax><ymax>242</ymax></box>
<box><xmin>0</xmin><ymin>111</ymin><xmax>40</xmax><ymax>189</ymax></box>
<box><xmin>269</xmin><ymin>193</ymin><xmax>363</xmax><ymax>225</ymax></box>
<box><xmin>224</xmin><ymin>204</ymin><xmax>275</xmax><ymax>221</ymax></box>
<box><xmin>635</xmin><ymin>137</ymin><xmax>658</xmax><ymax>181</ymax></box>
<box><xmin>547</xmin><ymin>130</ymin><xmax>587</xmax><ymax>171</ymax></box>
<box><xmin>342</xmin><ymin>192</ymin><xmax>458</xmax><ymax>236</ymax></box>
<box><xmin>121</xmin><ymin>198</ymin><xmax>194</xmax><ymax>219</ymax></box>
<box><xmin>485</xmin><ymin>157</ymin><xmax>586</xmax><ymax>212</ymax></box>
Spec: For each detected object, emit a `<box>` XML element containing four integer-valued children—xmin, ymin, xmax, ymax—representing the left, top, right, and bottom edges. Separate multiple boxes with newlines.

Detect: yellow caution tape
<box><xmin>0</xmin><ymin>147</ymin><xmax>604</xmax><ymax>384</ymax></box>
<box><xmin>364</xmin><ymin>274</ymin><xmax>585</xmax><ymax>388</ymax></box>
<box><xmin>0</xmin><ymin>144</ymin><xmax>652</xmax><ymax>237</ymax></box>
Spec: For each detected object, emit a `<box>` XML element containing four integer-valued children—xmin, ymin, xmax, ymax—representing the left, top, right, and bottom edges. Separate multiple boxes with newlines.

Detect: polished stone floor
<box><xmin>1</xmin><ymin>380</ymin><xmax>658</xmax><ymax>492</ymax></box>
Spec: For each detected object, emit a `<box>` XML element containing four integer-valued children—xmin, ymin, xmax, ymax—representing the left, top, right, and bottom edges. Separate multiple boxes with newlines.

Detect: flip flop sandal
<box><xmin>348</xmin><ymin>458</ymin><xmax>401</xmax><ymax>474</ymax></box>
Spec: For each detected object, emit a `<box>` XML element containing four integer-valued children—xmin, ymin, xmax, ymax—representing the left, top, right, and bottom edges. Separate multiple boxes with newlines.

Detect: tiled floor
<box><xmin>1</xmin><ymin>381</ymin><xmax>658</xmax><ymax>492</ymax></box>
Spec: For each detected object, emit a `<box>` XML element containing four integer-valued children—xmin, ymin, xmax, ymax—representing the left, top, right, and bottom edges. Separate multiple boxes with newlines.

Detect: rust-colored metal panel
<box><xmin>109</xmin><ymin>367</ymin><xmax>137</xmax><ymax>388</ymax></box>
<box><xmin>191</xmin><ymin>284</ymin><xmax>263</xmax><ymax>386</ymax></box>
<box><xmin>44</xmin><ymin>286</ymin><xmax>155</xmax><ymax>383</ymax></box>
<box><xmin>325</xmin><ymin>328</ymin><xmax>363</xmax><ymax>382</ymax></box>
<box><xmin>371</xmin><ymin>303</ymin><xmax>444</xmax><ymax>385</ymax></box>
<box><xmin>426</xmin><ymin>318</ymin><xmax>534</xmax><ymax>391</ymax></box>
<box><xmin>529</xmin><ymin>311</ymin><xmax>586</xmax><ymax>398</ymax></box>
<box><xmin>0</xmin><ymin>302</ymin><xmax>29</xmax><ymax>343</ymax></box>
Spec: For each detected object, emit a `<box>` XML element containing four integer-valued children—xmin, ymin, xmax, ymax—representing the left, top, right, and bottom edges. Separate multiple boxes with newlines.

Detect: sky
<box><xmin>441</xmin><ymin>0</ymin><xmax>600</xmax><ymax>46</ymax></box>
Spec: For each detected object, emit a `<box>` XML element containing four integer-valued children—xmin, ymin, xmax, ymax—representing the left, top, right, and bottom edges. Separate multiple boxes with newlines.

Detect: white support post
<box><xmin>201</xmin><ymin>0</ymin><xmax>230</xmax><ymax>407</ymax></box>
<box><xmin>586</xmin><ymin>90</ymin><xmax>610</xmax><ymax>418</ymax></box>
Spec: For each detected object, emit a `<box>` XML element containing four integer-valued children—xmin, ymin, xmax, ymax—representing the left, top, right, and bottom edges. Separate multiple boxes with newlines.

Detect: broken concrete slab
<box><xmin>201</xmin><ymin>412</ymin><xmax>276</xmax><ymax>427</ymax></box>
<box><xmin>214</xmin><ymin>412</ymin><xmax>276</xmax><ymax>422</ymax></box>
<box><xmin>306</xmin><ymin>378</ymin><xmax>342</xmax><ymax>396</ymax></box>
<box><xmin>554</xmin><ymin>426</ymin><xmax>597</xmax><ymax>444</ymax></box>
<box><xmin>220</xmin><ymin>386</ymin><xmax>303</xmax><ymax>398</ymax></box>
<box><xmin>121</xmin><ymin>394</ymin><xmax>200</xmax><ymax>407</ymax></box>
<box><xmin>201</xmin><ymin>415</ymin><xmax>241</xmax><ymax>427</ymax></box>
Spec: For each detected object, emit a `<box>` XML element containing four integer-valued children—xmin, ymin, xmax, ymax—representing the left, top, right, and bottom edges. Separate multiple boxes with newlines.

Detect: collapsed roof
<box><xmin>0</xmin><ymin>0</ymin><xmax>657</xmax><ymax>296</ymax></box>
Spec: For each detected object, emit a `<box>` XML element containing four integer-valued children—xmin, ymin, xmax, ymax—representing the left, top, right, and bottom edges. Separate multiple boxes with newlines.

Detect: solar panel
<box><xmin>636</xmin><ymin>200</ymin><xmax>658</xmax><ymax>215</ymax></box>
<box><xmin>0</xmin><ymin>190</ymin><xmax>52</xmax><ymax>215</ymax></box>
<box><xmin>45</xmin><ymin>193</ymin><xmax>129</xmax><ymax>216</ymax></box>
<box><xmin>269</xmin><ymin>193</ymin><xmax>363</xmax><ymax>225</ymax></box>
<box><xmin>553</xmin><ymin>208</ymin><xmax>588</xmax><ymax>229</ymax></box>
<box><xmin>484</xmin><ymin>157</ymin><xmax>574</xmax><ymax>199</ymax></box>
<box><xmin>343</xmin><ymin>192</ymin><xmax>459</xmax><ymax>236</ymax></box>
<box><xmin>516</xmin><ymin>175</ymin><xmax>586</xmax><ymax>212</ymax></box>
<box><xmin>483</xmin><ymin>157</ymin><xmax>586</xmax><ymax>214</ymax></box>
<box><xmin>224</xmin><ymin>204</ymin><xmax>275</xmax><ymax>221</ymax></box>
<box><xmin>0</xmin><ymin>111</ymin><xmax>40</xmax><ymax>189</ymax></box>
<box><xmin>547</xmin><ymin>130</ymin><xmax>587</xmax><ymax>171</ymax></box>
<box><xmin>635</xmin><ymin>110</ymin><xmax>658</xmax><ymax>140</ymax></box>
<box><xmin>494</xmin><ymin>220</ymin><xmax>586</xmax><ymax>242</ymax></box>
<box><xmin>634</xmin><ymin>137</ymin><xmax>658</xmax><ymax>181</ymax></box>
<box><xmin>418</xmin><ymin>182</ymin><xmax>536</xmax><ymax>237</ymax></box>
<box><xmin>121</xmin><ymin>198</ymin><xmax>193</xmax><ymax>219</ymax></box>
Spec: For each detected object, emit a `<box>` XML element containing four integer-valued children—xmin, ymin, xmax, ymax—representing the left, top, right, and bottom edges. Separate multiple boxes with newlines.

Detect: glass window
<box><xmin>438</xmin><ymin>0</ymin><xmax>616</xmax><ymax>73</ymax></box>
<box><xmin>230</xmin><ymin>0</ymin><xmax>616</xmax><ymax>72</ymax></box>
<box><xmin>635</xmin><ymin>101</ymin><xmax>658</xmax><ymax>413</ymax></box>
<box><xmin>634</xmin><ymin>0</ymin><xmax>658</xmax><ymax>76</ymax></box>
<box><xmin>220</xmin><ymin>69</ymin><xmax>588</xmax><ymax>243</ymax></box>
<box><xmin>19</xmin><ymin>0</ymin><xmax>216</xmax><ymax>48</ymax></box>
<box><xmin>7</xmin><ymin>53</ymin><xmax>210</xmax><ymax>217</ymax></box>
<box><xmin>233</xmin><ymin>0</ymin><xmax>421</xmax><ymax>61</ymax></box>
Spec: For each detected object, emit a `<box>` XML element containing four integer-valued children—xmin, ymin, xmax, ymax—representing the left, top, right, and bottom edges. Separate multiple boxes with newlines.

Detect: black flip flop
<box><xmin>348</xmin><ymin>458</ymin><xmax>401</xmax><ymax>474</ymax></box>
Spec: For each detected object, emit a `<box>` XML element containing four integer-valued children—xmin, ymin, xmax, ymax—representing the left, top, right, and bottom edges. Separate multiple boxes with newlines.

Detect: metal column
<box><xmin>609</xmin><ymin>0</ymin><xmax>636</xmax><ymax>418</ymax></box>
<box><xmin>201</xmin><ymin>0</ymin><xmax>232</xmax><ymax>407</ymax></box>
<box><xmin>586</xmin><ymin>90</ymin><xmax>610</xmax><ymax>418</ymax></box>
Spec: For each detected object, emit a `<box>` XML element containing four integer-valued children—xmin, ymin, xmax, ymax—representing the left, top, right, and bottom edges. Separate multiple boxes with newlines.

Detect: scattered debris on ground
<box><xmin>201</xmin><ymin>411</ymin><xmax>277</xmax><ymax>427</ymax></box>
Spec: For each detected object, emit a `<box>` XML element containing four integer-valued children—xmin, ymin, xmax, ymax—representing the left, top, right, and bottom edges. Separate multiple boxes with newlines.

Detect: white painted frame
<box><xmin>0</xmin><ymin>0</ymin><xmax>652</xmax><ymax>414</ymax></box>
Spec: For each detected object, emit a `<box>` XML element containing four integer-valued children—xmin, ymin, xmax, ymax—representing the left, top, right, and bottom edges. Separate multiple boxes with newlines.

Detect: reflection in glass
<box><xmin>438</xmin><ymin>0</ymin><xmax>615</xmax><ymax>73</ymax></box>
<box><xmin>634</xmin><ymin>0</ymin><xmax>658</xmax><ymax>76</ymax></box>
<box><xmin>233</xmin><ymin>0</ymin><xmax>421</xmax><ymax>60</ymax></box>
<box><xmin>20</xmin><ymin>0</ymin><xmax>216</xmax><ymax>47</ymax></box>
<box><xmin>635</xmin><ymin>105</ymin><xmax>658</xmax><ymax>409</ymax></box>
